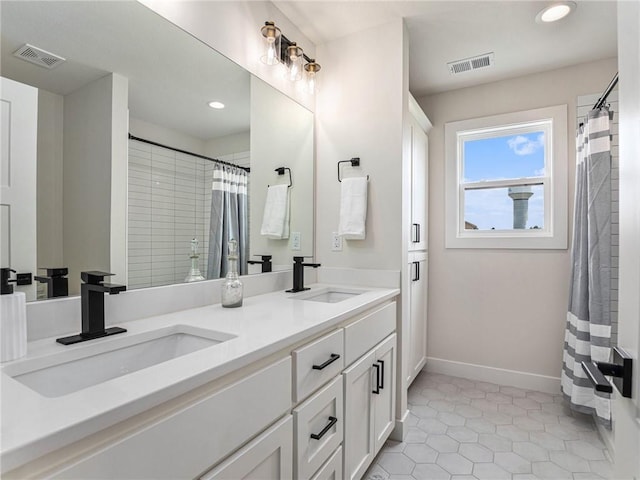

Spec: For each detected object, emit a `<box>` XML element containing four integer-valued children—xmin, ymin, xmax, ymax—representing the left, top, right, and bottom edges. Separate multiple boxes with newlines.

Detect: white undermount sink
<box><xmin>4</xmin><ymin>325</ymin><xmax>236</xmax><ymax>398</ymax></box>
<box><xmin>292</xmin><ymin>287</ymin><xmax>368</xmax><ymax>304</ymax></box>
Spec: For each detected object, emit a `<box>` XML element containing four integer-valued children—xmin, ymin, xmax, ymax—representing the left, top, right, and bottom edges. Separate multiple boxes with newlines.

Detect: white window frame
<box><xmin>445</xmin><ymin>105</ymin><xmax>568</xmax><ymax>249</ymax></box>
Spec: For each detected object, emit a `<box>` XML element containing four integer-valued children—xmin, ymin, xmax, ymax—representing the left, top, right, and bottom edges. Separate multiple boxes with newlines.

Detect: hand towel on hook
<box><xmin>338</xmin><ymin>177</ymin><xmax>368</xmax><ymax>240</ymax></box>
<box><xmin>260</xmin><ymin>184</ymin><xmax>290</xmax><ymax>239</ymax></box>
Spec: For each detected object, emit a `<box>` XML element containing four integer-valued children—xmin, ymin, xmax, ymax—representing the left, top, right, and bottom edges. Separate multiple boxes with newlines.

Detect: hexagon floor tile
<box><xmin>364</xmin><ymin>372</ymin><xmax>613</xmax><ymax>480</ymax></box>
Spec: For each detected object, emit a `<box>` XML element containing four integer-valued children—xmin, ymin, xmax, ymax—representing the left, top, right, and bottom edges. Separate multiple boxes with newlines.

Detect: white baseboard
<box><xmin>425</xmin><ymin>357</ymin><xmax>562</xmax><ymax>394</ymax></box>
<box><xmin>390</xmin><ymin>409</ymin><xmax>410</xmax><ymax>442</ymax></box>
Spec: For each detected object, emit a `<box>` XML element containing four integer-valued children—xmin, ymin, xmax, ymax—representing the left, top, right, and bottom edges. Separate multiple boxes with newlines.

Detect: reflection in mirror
<box><xmin>0</xmin><ymin>1</ymin><xmax>314</xmax><ymax>301</ymax></box>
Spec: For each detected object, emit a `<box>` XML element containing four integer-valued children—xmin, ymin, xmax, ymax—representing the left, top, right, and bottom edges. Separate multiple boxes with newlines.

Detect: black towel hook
<box><xmin>338</xmin><ymin>157</ymin><xmax>369</xmax><ymax>182</ymax></box>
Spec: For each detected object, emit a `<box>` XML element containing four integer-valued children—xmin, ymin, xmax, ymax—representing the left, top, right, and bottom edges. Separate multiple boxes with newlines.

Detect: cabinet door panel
<box><xmin>410</xmin><ymin>120</ymin><xmax>428</xmax><ymax>251</ymax></box>
<box><xmin>201</xmin><ymin>416</ymin><xmax>293</xmax><ymax>480</ymax></box>
<box><xmin>374</xmin><ymin>334</ymin><xmax>396</xmax><ymax>453</ymax></box>
<box><xmin>343</xmin><ymin>350</ymin><xmax>376</xmax><ymax>480</ymax></box>
<box><xmin>408</xmin><ymin>254</ymin><xmax>427</xmax><ymax>386</ymax></box>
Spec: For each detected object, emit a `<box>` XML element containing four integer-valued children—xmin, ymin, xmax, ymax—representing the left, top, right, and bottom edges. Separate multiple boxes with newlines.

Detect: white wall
<box><xmin>205</xmin><ymin>132</ymin><xmax>250</xmax><ymax>158</ymax></box>
<box><xmin>36</xmin><ymin>90</ymin><xmax>64</xmax><ymax>271</ymax></box>
<box><xmin>315</xmin><ymin>18</ymin><xmax>405</xmax><ymax>270</ymax></box>
<box><xmin>63</xmin><ymin>74</ymin><xmax>128</xmax><ymax>294</ymax></box>
<box><xmin>129</xmin><ymin>117</ymin><xmax>206</xmax><ymax>156</ymax></box>
<box><xmin>419</xmin><ymin>57</ymin><xmax>618</xmax><ymax>383</ymax></box>
<box><xmin>250</xmin><ymin>76</ymin><xmax>314</xmax><ymax>266</ymax></box>
<box><xmin>139</xmin><ymin>0</ymin><xmax>316</xmax><ymax>112</ymax></box>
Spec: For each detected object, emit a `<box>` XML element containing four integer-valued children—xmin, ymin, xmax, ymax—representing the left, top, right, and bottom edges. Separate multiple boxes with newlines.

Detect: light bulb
<box><xmin>267</xmin><ymin>43</ymin><xmax>276</xmax><ymax>63</ymax></box>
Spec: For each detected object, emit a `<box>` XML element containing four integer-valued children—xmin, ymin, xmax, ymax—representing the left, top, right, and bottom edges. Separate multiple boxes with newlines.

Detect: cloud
<box><xmin>507</xmin><ymin>133</ymin><xmax>545</xmax><ymax>156</ymax></box>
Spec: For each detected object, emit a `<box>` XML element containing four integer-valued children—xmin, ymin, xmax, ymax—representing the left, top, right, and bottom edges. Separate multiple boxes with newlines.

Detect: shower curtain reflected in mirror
<box><xmin>562</xmin><ymin>107</ymin><xmax>613</xmax><ymax>427</ymax></box>
<box><xmin>207</xmin><ymin>164</ymin><xmax>249</xmax><ymax>279</ymax></box>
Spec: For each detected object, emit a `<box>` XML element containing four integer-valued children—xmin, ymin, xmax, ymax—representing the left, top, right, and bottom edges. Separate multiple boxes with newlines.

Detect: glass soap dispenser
<box><xmin>221</xmin><ymin>239</ymin><xmax>243</xmax><ymax>308</ymax></box>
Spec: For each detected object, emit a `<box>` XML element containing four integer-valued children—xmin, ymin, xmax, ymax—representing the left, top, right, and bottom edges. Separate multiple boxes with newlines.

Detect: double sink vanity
<box><xmin>1</xmin><ymin>278</ymin><xmax>400</xmax><ymax>479</ymax></box>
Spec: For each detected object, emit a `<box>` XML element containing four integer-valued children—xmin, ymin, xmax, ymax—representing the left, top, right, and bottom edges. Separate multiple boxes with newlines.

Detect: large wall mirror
<box><xmin>1</xmin><ymin>1</ymin><xmax>314</xmax><ymax>301</ymax></box>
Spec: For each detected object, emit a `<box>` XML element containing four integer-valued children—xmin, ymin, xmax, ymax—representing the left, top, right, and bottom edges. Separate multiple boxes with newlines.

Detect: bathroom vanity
<box><xmin>1</xmin><ymin>283</ymin><xmax>399</xmax><ymax>479</ymax></box>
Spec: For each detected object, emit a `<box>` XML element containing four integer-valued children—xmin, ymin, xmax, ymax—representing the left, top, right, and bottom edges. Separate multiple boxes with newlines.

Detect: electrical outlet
<box><xmin>291</xmin><ymin>232</ymin><xmax>301</xmax><ymax>251</ymax></box>
<box><xmin>331</xmin><ymin>232</ymin><xmax>343</xmax><ymax>251</ymax></box>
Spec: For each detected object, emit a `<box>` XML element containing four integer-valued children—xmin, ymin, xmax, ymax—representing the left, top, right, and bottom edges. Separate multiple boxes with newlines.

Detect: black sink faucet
<box><xmin>247</xmin><ymin>255</ymin><xmax>273</xmax><ymax>273</ymax></box>
<box><xmin>286</xmin><ymin>256</ymin><xmax>321</xmax><ymax>293</ymax></box>
<box><xmin>56</xmin><ymin>271</ymin><xmax>127</xmax><ymax>345</ymax></box>
<box><xmin>35</xmin><ymin>267</ymin><xmax>69</xmax><ymax>298</ymax></box>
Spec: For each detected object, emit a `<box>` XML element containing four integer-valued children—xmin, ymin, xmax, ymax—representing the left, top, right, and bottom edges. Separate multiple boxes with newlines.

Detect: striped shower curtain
<box><xmin>561</xmin><ymin>107</ymin><xmax>613</xmax><ymax>426</ymax></box>
<box><xmin>207</xmin><ymin>164</ymin><xmax>249</xmax><ymax>279</ymax></box>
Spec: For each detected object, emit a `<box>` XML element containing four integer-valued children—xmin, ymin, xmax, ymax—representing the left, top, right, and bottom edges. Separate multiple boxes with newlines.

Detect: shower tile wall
<box><xmin>576</xmin><ymin>92</ymin><xmax>619</xmax><ymax>346</ymax></box>
<box><xmin>128</xmin><ymin>140</ymin><xmax>211</xmax><ymax>289</ymax></box>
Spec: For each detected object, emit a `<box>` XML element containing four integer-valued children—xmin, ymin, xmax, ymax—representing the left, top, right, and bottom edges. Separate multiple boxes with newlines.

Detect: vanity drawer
<box><xmin>344</xmin><ymin>302</ymin><xmax>395</xmax><ymax>366</ymax></box>
<box><xmin>293</xmin><ymin>376</ymin><xmax>343</xmax><ymax>480</ymax></box>
<box><xmin>51</xmin><ymin>357</ymin><xmax>292</xmax><ymax>480</ymax></box>
<box><xmin>293</xmin><ymin>328</ymin><xmax>344</xmax><ymax>402</ymax></box>
<box><xmin>310</xmin><ymin>446</ymin><xmax>343</xmax><ymax>480</ymax></box>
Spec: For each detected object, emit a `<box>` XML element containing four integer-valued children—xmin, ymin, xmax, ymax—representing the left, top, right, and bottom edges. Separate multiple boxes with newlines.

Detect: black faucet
<box><xmin>286</xmin><ymin>256</ymin><xmax>321</xmax><ymax>293</ymax></box>
<box><xmin>247</xmin><ymin>255</ymin><xmax>273</xmax><ymax>273</ymax></box>
<box><xmin>56</xmin><ymin>271</ymin><xmax>127</xmax><ymax>345</ymax></box>
<box><xmin>35</xmin><ymin>267</ymin><xmax>69</xmax><ymax>298</ymax></box>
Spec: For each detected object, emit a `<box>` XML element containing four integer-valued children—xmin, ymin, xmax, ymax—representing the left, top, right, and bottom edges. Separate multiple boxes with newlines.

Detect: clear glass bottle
<box><xmin>221</xmin><ymin>239</ymin><xmax>243</xmax><ymax>308</ymax></box>
<box><xmin>184</xmin><ymin>238</ymin><xmax>205</xmax><ymax>283</ymax></box>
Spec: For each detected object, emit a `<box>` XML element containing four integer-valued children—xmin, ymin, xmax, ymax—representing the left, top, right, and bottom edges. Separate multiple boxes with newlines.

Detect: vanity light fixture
<box><xmin>208</xmin><ymin>101</ymin><xmax>225</xmax><ymax>109</ymax></box>
<box><xmin>260</xmin><ymin>21</ymin><xmax>281</xmax><ymax>66</ymax></box>
<box><xmin>260</xmin><ymin>20</ymin><xmax>321</xmax><ymax>92</ymax></box>
<box><xmin>535</xmin><ymin>1</ymin><xmax>576</xmax><ymax>23</ymax></box>
<box><xmin>304</xmin><ymin>59</ymin><xmax>321</xmax><ymax>94</ymax></box>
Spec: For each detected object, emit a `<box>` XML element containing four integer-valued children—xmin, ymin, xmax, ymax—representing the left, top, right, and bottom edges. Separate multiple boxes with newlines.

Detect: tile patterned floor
<box><xmin>365</xmin><ymin>372</ymin><xmax>613</xmax><ymax>480</ymax></box>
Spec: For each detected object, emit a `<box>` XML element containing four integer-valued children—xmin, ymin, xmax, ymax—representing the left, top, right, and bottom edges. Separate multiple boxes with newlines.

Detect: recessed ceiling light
<box><xmin>536</xmin><ymin>2</ymin><xmax>576</xmax><ymax>23</ymax></box>
<box><xmin>208</xmin><ymin>101</ymin><xmax>225</xmax><ymax>109</ymax></box>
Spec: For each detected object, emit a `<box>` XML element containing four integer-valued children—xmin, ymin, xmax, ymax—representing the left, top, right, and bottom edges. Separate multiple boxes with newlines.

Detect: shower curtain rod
<box><xmin>128</xmin><ymin>134</ymin><xmax>250</xmax><ymax>172</ymax></box>
<box><xmin>593</xmin><ymin>72</ymin><xmax>619</xmax><ymax>110</ymax></box>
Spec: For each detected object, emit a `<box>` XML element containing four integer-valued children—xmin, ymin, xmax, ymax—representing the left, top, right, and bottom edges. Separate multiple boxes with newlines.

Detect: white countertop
<box><xmin>0</xmin><ymin>283</ymin><xmax>399</xmax><ymax>473</ymax></box>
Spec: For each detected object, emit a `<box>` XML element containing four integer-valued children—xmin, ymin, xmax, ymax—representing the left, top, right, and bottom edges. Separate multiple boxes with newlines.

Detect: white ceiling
<box><xmin>273</xmin><ymin>1</ymin><xmax>618</xmax><ymax>97</ymax></box>
<box><xmin>0</xmin><ymin>1</ymin><xmax>251</xmax><ymax>141</ymax></box>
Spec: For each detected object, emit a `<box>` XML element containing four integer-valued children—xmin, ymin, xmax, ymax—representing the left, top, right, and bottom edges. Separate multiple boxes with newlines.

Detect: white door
<box><xmin>0</xmin><ymin>77</ymin><xmax>37</xmax><ymax>300</ymax></box>
<box><xmin>373</xmin><ymin>334</ymin><xmax>396</xmax><ymax>453</ymax></box>
<box><xmin>613</xmin><ymin>2</ymin><xmax>640</xmax><ymax>477</ymax></box>
<box><xmin>343</xmin><ymin>350</ymin><xmax>376</xmax><ymax>480</ymax></box>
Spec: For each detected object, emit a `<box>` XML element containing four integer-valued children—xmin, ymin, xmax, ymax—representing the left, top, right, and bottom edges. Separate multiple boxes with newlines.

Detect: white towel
<box><xmin>260</xmin><ymin>184</ymin><xmax>290</xmax><ymax>239</ymax></box>
<box><xmin>338</xmin><ymin>177</ymin><xmax>368</xmax><ymax>240</ymax></box>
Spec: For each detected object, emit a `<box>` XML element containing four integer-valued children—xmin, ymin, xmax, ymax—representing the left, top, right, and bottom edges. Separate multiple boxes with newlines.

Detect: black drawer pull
<box><xmin>372</xmin><ymin>363</ymin><xmax>381</xmax><ymax>394</ymax></box>
<box><xmin>412</xmin><ymin>223</ymin><xmax>420</xmax><ymax>243</ymax></box>
<box><xmin>378</xmin><ymin>359</ymin><xmax>385</xmax><ymax>390</ymax></box>
<box><xmin>312</xmin><ymin>353</ymin><xmax>340</xmax><ymax>370</ymax></box>
<box><xmin>310</xmin><ymin>416</ymin><xmax>338</xmax><ymax>440</ymax></box>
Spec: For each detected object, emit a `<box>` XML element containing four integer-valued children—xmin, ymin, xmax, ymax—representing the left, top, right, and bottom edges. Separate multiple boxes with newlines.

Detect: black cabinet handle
<box><xmin>372</xmin><ymin>363</ymin><xmax>381</xmax><ymax>394</ymax></box>
<box><xmin>412</xmin><ymin>261</ymin><xmax>420</xmax><ymax>282</ymax></box>
<box><xmin>378</xmin><ymin>360</ymin><xmax>385</xmax><ymax>390</ymax></box>
<box><xmin>412</xmin><ymin>223</ymin><xmax>420</xmax><ymax>243</ymax></box>
<box><xmin>310</xmin><ymin>416</ymin><xmax>338</xmax><ymax>440</ymax></box>
<box><xmin>312</xmin><ymin>353</ymin><xmax>341</xmax><ymax>370</ymax></box>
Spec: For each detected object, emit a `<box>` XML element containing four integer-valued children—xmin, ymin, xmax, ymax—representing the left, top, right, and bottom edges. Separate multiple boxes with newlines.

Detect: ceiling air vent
<box><xmin>448</xmin><ymin>52</ymin><xmax>494</xmax><ymax>75</ymax></box>
<box><xmin>13</xmin><ymin>44</ymin><xmax>65</xmax><ymax>69</ymax></box>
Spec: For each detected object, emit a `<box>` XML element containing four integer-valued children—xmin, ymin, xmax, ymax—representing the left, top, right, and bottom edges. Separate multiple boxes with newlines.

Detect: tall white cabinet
<box><xmin>403</xmin><ymin>95</ymin><xmax>431</xmax><ymax>389</ymax></box>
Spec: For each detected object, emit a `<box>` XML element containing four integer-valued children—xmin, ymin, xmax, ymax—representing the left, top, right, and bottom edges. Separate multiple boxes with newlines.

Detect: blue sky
<box><xmin>463</xmin><ymin>132</ymin><xmax>545</xmax><ymax>230</ymax></box>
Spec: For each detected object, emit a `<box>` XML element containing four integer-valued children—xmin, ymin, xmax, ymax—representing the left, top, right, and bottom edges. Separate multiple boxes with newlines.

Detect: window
<box><xmin>445</xmin><ymin>105</ymin><xmax>568</xmax><ymax>249</ymax></box>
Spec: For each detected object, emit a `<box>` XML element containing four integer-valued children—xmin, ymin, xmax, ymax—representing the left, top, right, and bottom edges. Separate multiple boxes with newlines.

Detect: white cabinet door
<box><xmin>408</xmin><ymin>253</ymin><xmax>428</xmax><ymax>386</ymax></box>
<box><xmin>201</xmin><ymin>416</ymin><xmax>293</xmax><ymax>480</ymax></box>
<box><xmin>343</xmin><ymin>350</ymin><xmax>376</xmax><ymax>480</ymax></box>
<box><xmin>373</xmin><ymin>334</ymin><xmax>396</xmax><ymax>453</ymax></box>
<box><xmin>310</xmin><ymin>446</ymin><xmax>342</xmax><ymax>480</ymax></box>
<box><xmin>0</xmin><ymin>77</ymin><xmax>37</xmax><ymax>300</ymax></box>
<box><xmin>409</xmin><ymin>117</ymin><xmax>428</xmax><ymax>252</ymax></box>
